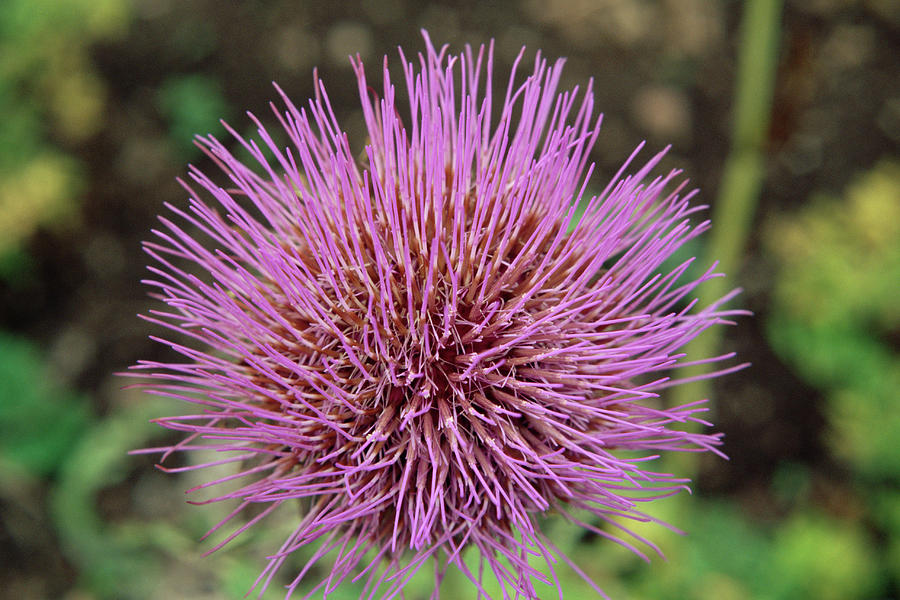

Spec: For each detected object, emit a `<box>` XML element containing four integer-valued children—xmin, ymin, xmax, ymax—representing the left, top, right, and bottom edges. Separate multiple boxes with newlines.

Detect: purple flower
<box><xmin>133</xmin><ymin>32</ymin><xmax>744</xmax><ymax>600</ymax></box>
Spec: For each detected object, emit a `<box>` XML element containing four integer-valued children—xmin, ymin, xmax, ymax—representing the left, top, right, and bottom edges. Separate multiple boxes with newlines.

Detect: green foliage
<box><xmin>761</xmin><ymin>160</ymin><xmax>900</xmax><ymax>596</ymax></box>
<box><xmin>0</xmin><ymin>333</ymin><xmax>90</xmax><ymax>477</ymax></box>
<box><xmin>0</xmin><ymin>0</ymin><xmax>130</xmax><ymax>260</ymax></box>
<box><xmin>42</xmin><ymin>390</ymin><xmax>293</xmax><ymax>599</ymax></box>
<box><xmin>768</xmin><ymin>512</ymin><xmax>882</xmax><ymax>600</ymax></box>
<box><xmin>623</xmin><ymin>501</ymin><xmax>768</xmax><ymax>600</ymax></box>
<box><xmin>0</xmin><ymin>245</ymin><xmax>36</xmax><ymax>285</ymax></box>
<box><xmin>584</xmin><ymin>497</ymin><xmax>884</xmax><ymax>600</ymax></box>
<box><xmin>766</xmin><ymin>160</ymin><xmax>900</xmax><ymax>479</ymax></box>
<box><xmin>0</xmin><ymin>0</ymin><xmax>127</xmax><ymax>42</ymax></box>
<box><xmin>767</xmin><ymin>161</ymin><xmax>900</xmax><ymax>331</ymax></box>
<box><xmin>158</xmin><ymin>74</ymin><xmax>232</xmax><ymax>159</ymax></box>
<box><xmin>873</xmin><ymin>490</ymin><xmax>900</xmax><ymax>582</ymax></box>
<box><xmin>51</xmin><ymin>398</ymin><xmax>173</xmax><ymax>599</ymax></box>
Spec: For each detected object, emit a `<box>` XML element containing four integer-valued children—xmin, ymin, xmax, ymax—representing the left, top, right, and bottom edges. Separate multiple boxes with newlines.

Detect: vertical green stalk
<box><xmin>669</xmin><ymin>0</ymin><xmax>782</xmax><ymax>464</ymax></box>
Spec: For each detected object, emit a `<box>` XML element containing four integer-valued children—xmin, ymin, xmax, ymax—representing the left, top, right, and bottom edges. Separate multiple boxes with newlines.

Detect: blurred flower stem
<box><xmin>669</xmin><ymin>0</ymin><xmax>782</xmax><ymax>467</ymax></box>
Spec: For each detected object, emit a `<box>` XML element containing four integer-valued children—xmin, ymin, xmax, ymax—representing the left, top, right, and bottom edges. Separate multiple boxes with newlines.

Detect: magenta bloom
<box><xmin>134</xmin><ymin>32</ymin><xmax>743</xmax><ymax>599</ymax></box>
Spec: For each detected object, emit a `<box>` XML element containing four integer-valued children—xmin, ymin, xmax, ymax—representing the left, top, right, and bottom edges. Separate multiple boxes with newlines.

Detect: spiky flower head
<box><xmin>134</xmin><ymin>32</ymin><xmax>744</xmax><ymax>599</ymax></box>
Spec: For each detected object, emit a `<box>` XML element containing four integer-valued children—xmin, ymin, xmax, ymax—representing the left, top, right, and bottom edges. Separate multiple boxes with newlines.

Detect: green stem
<box><xmin>669</xmin><ymin>0</ymin><xmax>782</xmax><ymax>468</ymax></box>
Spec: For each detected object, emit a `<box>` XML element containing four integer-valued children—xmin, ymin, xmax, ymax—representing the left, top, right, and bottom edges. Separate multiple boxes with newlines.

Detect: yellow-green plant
<box><xmin>0</xmin><ymin>0</ymin><xmax>130</xmax><ymax>258</ymax></box>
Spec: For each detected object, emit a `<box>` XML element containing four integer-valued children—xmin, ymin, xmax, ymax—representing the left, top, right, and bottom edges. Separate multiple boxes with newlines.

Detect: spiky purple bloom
<box><xmin>134</xmin><ymin>33</ymin><xmax>744</xmax><ymax>599</ymax></box>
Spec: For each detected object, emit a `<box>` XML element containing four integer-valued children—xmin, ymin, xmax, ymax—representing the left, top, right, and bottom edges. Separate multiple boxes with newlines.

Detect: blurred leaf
<box><xmin>0</xmin><ymin>152</ymin><xmax>84</xmax><ymax>257</ymax></box>
<box><xmin>48</xmin><ymin>67</ymin><xmax>107</xmax><ymax>141</ymax></box>
<box><xmin>828</xmin><ymin>374</ymin><xmax>900</xmax><ymax>479</ymax></box>
<box><xmin>0</xmin><ymin>86</ymin><xmax>43</xmax><ymax>172</ymax></box>
<box><xmin>872</xmin><ymin>490</ymin><xmax>900</xmax><ymax>583</ymax></box>
<box><xmin>766</xmin><ymin>160</ymin><xmax>900</xmax><ymax>330</ymax></box>
<box><xmin>765</xmin><ymin>160</ymin><xmax>900</xmax><ymax>478</ymax></box>
<box><xmin>0</xmin><ymin>0</ymin><xmax>128</xmax><ymax>42</ymax></box>
<box><xmin>0</xmin><ymin>245</ymin><xmax>35</xmax><ymax>284</ymax></box>
<box><xmin>0</xmin><ymin>0</ymin><xmax>131</xmax><ymax>262</ymax></box>
<box><xmin>50</xmin><ymin>397</ymin><xmax>178</xmax><ymax>599</ymax></box>
<box><xmin>631</xmin><ymin>501</ymin><xmax>767</xmax><ymax>600</ymax></box>
<box><xmin>767</xmin><ymin>314</ymin><xmax>893</xmax><ymax>394</ymax></box>
<box><xmin>769</xmin><ymin>512</ymin><xmax>883</xmax><ymax>600</ymax></box>
<box><xmin>0</xmin><ymin>333</ymin><xmax>91</xmax><ymax>477</ymax></box>
<box><xmin>221</xmin><ymin>556</ymin><xmax>271</xmax><ymax>599</ymax></box>
<box><xmin>613</xmin><ymin>498</ymin><xmax>887</xmax><ymax>600</ymax></box>
<box><xmin>158</xmin><ymin>74</ymin><xmax>232</xmax><ymax>159</ymax></box>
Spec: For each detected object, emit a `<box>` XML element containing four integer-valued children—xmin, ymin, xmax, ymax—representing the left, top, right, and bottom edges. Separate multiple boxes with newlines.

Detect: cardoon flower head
<box><xmin>134</xmin><ymin>32</ymin><xmax>744</xmax><ymax>599</ymax></box>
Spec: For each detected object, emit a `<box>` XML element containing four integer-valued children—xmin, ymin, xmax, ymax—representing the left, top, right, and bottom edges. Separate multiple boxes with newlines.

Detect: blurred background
<box><xmin>1</xmin><ymin>0</ymin><xmax>898</xmax><ymax>598</ymax></box>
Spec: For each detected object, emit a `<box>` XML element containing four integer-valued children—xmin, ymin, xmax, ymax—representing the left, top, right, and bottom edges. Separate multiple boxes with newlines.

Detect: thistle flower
<box><xmin>133</xmin><ymin>32</ymin><xmax>745</xmax><ymax>599</ymax></box>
